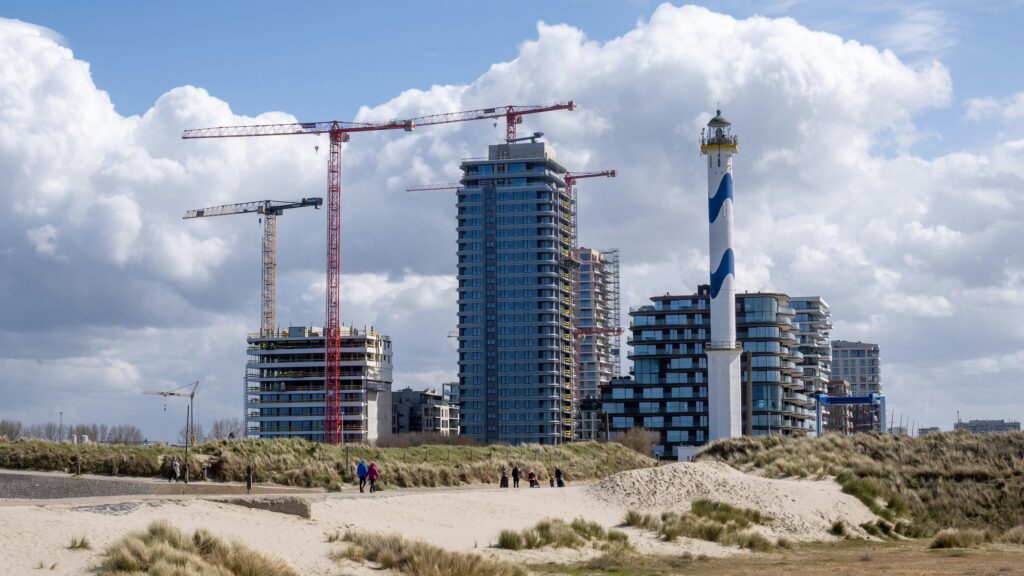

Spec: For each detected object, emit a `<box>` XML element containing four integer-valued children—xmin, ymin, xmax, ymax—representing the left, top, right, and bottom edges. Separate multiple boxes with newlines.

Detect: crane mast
<box><xmin>183</xmin><ymin>198</ymin><xmax>322</xmax><ymax>337</ymax></box>
<box><xmin>183</xmin><ymin>102</ymin><xmax>575</xmax><ymax>445</ymax></box>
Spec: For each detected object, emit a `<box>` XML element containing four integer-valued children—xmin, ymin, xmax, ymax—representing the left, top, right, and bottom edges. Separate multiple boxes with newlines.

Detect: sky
<box><xmin>0</xmin><ymin>1</ymin><xmax>1021</xmax><ymax>441</ymax></box>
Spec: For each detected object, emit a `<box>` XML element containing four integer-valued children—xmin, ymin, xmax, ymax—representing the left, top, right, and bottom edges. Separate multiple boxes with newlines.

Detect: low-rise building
<box><xmin>918</xmin><ymin>426</ymin><xmax>941</xmax><ymax>436</ymax></box>
<box><xmin>392</xmin><ymin>384</ymin><xmax>460</xmax><ymax>435</ymax></box>
<box><xmin>954</xmin><ymin>419</ymin><xmax>1021</xmax><ymax>434</ymax></box>
<box><xmin>245</xmin><ymin>325</ymin><xmax>392</xmax><ymax>443</ymax></box>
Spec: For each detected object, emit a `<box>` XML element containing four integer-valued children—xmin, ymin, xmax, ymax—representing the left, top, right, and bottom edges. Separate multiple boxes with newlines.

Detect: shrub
<box><xmin>67</xmin><ymin>536</ymin><xmax>90</xmax><ymax>550</ymax></box>
<box><xmin>776</xmin><ymin>536</ymin><xmax>793</xmax><ymax>549</ymax></box>
<box><xmin>1001</xmin><ymin>525</ymin><xmax>1024</xmax><ymax>544</ymax></box>
<box><xmin>623</xmin><ymin>510</ymin><xmax>661</xmax><ymax>531</ymax></box>
<box><xmin>730</xmin><ymin>531</ymin><xmax>773</xmax><ymax>552</ymax></box>
<box><xmin>929</xmin><ymin>528</ymin><xmax>992</xmax><ymax>549</ymax></box>
<box><xmin>614</xmin><ymin>427</ymin><xmax>658</xmax><ymax>457</ymax></box>
<box><xmin>496</xmin><ymin>530</ymin><xmax>524</xmax><ymax>551</ymax></box>
<box><xmin>830</xmin><ymin>520</ymin><xmax>848</xmax><ymax>537</ymax></box>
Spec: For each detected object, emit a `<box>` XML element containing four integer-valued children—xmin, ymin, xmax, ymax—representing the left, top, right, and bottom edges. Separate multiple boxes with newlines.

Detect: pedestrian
<box><xmin>511</xmin><ymin>465</ymin><xmax>520</xmax><ymax>488</ymax></box>
<box><xmin>356</xmin><ymin>460</ymin><xmax>368</xmax><ymax>493</ymax></box>
<box><xmin>527</xmin><ymin>469</ymin><xmax>539</xmax><ymax>488</ymax></box>
<box><xmin>500</xmin><ymin>466</ymin><xmax>509</xmax><ymax>488</ymax></box>
<box><xmin>166</xmin><ymin>458</ymin><xmax>174</xmax><ymax>483</ymax></box>
<box><xmin>172</xmin><ymin>458</ymin><xmax>180</xmax><ymax>483</ymax></box>
<box><xmin>368</xmin><ymin>461</ymin><xmax>380</xmax><ymax>493</ymax></box>
<box><xmin>245</xmin><ymin>464</ymin><xmax>254</xmax><ymax>495</ymax></box>
<box><xmin>555</xmin><ymin>467</ymin><xmax>565</xmax><ymax>488</ymax></box>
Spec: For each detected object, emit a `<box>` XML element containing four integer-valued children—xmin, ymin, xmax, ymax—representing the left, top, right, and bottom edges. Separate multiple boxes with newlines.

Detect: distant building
<box><xmin>954</xmin><ymin>419</ymin><xmax>1021</xmax><ymax>434</ymax></box>
<box><xmin>245</xmin><ymin>326</ymin><xmax>392</xmax><ymax>443</ymax></box>
<box><xmin>890</xmin><ymin>426</ymin><xmax>908</xmax><ymax>436</ymax></box>
<box><xmin>825</xmin><ymin>380</ymin><xmax>853</xmax><ymax>435</ymax></box>
<box><xmin>456</xmin><ymin>141</ymin><xmax>575</xmax><ymax>444</ymax></box>
<box><xmin>918</xmin><ymin>426</ymin><xmax>941</xmax><ymax>436</ymax></box>
<box><xmin>831</xmin><ymin>340</ymin><xmax>881</xmax><ymax>432</ymax></box>
<box><xmin>575</xmin><ymin>247</ymin><xmax>621</xmax><ymax>441</ymax></box>
<box><xmin>392</xmin><ymin>385</ymin><xmax>460</xmax><ymax>435</ymax></box>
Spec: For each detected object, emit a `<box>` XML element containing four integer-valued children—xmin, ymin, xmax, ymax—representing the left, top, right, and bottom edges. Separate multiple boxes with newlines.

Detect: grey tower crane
<box><xmin>184</xmin><ymin>198</ymin><xmax>322</xmax><ymax>336</ymax></box>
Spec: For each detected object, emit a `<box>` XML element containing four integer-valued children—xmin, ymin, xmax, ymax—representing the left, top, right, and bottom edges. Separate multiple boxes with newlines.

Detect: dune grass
<box><xmin>496</xmin><ymin>518</ymin><xmax>625</xmax><ymax>551</ymax></box>
<box><xmin>94</xmin><ymin>520</ymin><xmax>298</xmax><ymax>576</ymax></box>
<box><xmin>67</xmin><ymin>536</ymin><xmax>91</xmax><ymax>550</ymax></box>
<box><xmin>334</xmin><ymin>530</ymin><xmax>523</xmax><ymax>576</ymax></box>
<box><xmin>697</xmin><ymin>432</ymin><xmax>1024</xmax><ymax>535</ymax></box>
<box><xmin>0</xmin><ymin>437</ymin><xmax>654</xmax><ymax>490</ymax></box>
<box><xmin>622</xmin><ymin>502</ymin><xmax>779</xmax><ymax>551</ymax></box>
<box><xmin>929</xmin><ymin>528</ymin><xmax>994</xmax><ymax>549</ymax></box>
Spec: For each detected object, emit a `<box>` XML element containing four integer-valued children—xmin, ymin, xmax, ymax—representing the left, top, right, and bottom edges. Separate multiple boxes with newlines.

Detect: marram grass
<box><xmin>95</xmin><ymin>520</ymin><xmax>298</xmax><ymax>576</ymax></box>
<box><xmin>698</xmin><ymin>431</ymin><xmax>1024</xmax><ymax>534</ymax></box>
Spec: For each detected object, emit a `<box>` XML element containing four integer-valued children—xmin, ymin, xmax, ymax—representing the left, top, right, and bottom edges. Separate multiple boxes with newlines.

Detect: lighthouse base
<box><xmin>707</xmin><ymin>345</ymin><xmax>743</xmax><ymax>441</ymax></box>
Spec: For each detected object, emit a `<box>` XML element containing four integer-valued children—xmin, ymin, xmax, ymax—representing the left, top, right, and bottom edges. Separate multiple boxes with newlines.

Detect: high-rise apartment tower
<box><xmin>457</xmin><ymin>141</ymin><xmax>576</xmax><ymax>444</ymax></box>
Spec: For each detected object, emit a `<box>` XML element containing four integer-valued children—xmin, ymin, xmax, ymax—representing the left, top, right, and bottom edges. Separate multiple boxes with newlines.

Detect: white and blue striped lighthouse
<box><xmin>701</xmin><ymin>110</ymin><xmax>743</xmax><ymax>440</ymax></box>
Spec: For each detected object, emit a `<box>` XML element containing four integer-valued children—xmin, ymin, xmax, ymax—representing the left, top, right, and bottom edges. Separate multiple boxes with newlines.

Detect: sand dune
<box><xmin>0</xmin><ymin>462</ymin><xmax>877</xmax><ymax>575</ymax></box>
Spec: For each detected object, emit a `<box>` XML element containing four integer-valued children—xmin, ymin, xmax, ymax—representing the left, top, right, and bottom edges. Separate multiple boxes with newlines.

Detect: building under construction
<box><xmin>245</xmin><ymin>326</ymin><xmax>393</xmax><ymax>442</ymax></box>
<box><xmin>575</xmin><ymin>247</ymin><xmax>621</xmax><ymax>440</ymax></box>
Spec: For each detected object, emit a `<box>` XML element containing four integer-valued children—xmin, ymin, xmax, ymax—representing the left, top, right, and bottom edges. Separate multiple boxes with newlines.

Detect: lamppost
<box><xmin>59</xmin><ymin>411</ymin><xmax>63</xmax><ymax>443</ymax></box>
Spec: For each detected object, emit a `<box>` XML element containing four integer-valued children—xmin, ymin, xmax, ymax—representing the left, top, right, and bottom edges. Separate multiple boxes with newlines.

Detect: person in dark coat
<box><xmin>555</xmin><ymin>467</ymin><xmax>565</xmax><ymax>487</ymax></box>
<box><xmin>356</xmin><ymin>460</ymin><xmax>369</xmax><ymax>493</ymax></box>
<box><xmin>245</xmin><ymin>464</ymin><xmax>254</xmax><ymax>495</ymax></box>
<box><xmin>511</xmin><ymin>465</ymin><xmax>520</xmax><ymax>488</ymax></box>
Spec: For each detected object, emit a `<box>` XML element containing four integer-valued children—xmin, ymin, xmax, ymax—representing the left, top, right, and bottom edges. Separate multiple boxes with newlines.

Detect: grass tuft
<box><xmin>930</xmin><ymin>528</ymin><xmax>992</xmax><ymax>549</ymax></box>
<box><xmin>67</xmin><ymin>536</ymin><xmax>91</xmax><ymax>550</ymax></box>
<box><xmin>95</xmin><ymin>520</ymin><xmax>298</xmax><ymax>575</ymax></box>
<box><xmin>1001</xmin><ymin>525</ymin><xmax>1024</xmax><ymax>544</ymax></box>
<box><xmin>336</xmin><ymin>530</ymin><xmax>523</xmax><ymax>576</ymax></box>
<box><xmin>690</xmin><ymin>499</ymin><xmax>770</xmax><ymax>528</ymax></box>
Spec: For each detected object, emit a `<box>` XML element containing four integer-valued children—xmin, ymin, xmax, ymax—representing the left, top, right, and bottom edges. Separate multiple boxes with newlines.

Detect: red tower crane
<box><xmin>182</xmin><ymin>102</ymin><xmax>576</xmax><ymax>445</ymax></box>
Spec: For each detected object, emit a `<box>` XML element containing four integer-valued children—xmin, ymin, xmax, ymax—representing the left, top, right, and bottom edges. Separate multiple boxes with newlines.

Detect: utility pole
<box><xmin>59</xmin><ymin>411</ymin><xmax>63</xmax><ymax>443</ymax></box>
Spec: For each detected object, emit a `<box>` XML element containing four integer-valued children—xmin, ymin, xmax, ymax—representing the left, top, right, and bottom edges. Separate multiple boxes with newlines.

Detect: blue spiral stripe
<box><xmin>710</xmin><ymin>248</ymin><xmax>734</xmax><ymax>299</ymax></box>
<box><xmin>708</xmin><ymin>173</ymin><xmax>733</xmax><ymax>224</ymax></box>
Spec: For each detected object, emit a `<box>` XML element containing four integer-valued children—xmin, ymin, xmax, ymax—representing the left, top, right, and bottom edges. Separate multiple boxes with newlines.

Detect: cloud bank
<box><xmin>1</xmin><ymin>5</ymin><xmax>1020</xmax><ymax>438</ymax></box>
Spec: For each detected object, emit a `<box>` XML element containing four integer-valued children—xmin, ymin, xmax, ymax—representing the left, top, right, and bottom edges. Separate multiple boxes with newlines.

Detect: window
<box><xmin>612</xmin><ymin>417</ymin><xmax>633</xmax><ymax>429</ymax></box>
<box><xmin>611</xmin><ymin>388</ymin><xmax>634</xmax><ymax>400</ymax></box>
<box><xmin>643</xmin><ymin>416</ymin><xmax>664</xmax><ymax>428</ymax></box>
<box><xmin>639</xmin><ymin>402</ymin><xmax>660</xmax><ymax>413</ymax></box>
<box><xmin>642</xmin><ymin>388</ymin><xmax>664</xmax><ymax>399</ymax></box>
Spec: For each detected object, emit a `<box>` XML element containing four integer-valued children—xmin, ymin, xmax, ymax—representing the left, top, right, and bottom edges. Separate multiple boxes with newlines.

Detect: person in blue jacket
<box><xmin>356</xmin><ymin>460</ymin><xmax>369</xmax><ymax>493</ymax></box>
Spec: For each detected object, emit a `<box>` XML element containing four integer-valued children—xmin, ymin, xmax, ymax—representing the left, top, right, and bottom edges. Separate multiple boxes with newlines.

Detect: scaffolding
<box><xmin>602</xmin><ymin>249</ymin><xmax>622</xmax><ymax>377</ymax></box>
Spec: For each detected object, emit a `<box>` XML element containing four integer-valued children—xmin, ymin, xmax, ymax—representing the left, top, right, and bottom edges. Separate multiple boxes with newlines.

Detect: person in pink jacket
<box><xmin>368</xmin><ymin>462</ymin><xmax>380</xmax><ymax>493</ymax></box>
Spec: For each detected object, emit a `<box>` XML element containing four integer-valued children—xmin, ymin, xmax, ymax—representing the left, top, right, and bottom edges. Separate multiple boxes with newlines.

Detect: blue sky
<box><xmin>1</xmin><ymin>2</ymin><xmax>1022</xmax><ymax>439</ymax></box>
<box><xmin>5</xmin><ymin>0</ymin><xmax>1022</xmax><ymax>153</ymax></box>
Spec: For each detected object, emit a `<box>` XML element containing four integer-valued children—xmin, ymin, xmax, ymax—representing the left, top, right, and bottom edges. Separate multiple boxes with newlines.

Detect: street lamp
<box><xmin>59</xmin><ymin>411</ymin><xmax>63</xmax><ymax>443</ymax></box>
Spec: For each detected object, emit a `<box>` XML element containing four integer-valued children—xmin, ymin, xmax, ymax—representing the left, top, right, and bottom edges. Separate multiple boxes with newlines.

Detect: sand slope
<box><xmin>0</xmin><ymin>462</ymin><xmax>878</xmax><ymax>574</ymax></box>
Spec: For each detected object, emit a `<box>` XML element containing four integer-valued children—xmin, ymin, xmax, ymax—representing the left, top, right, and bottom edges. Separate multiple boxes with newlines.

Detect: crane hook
<box><xmin>314</xmin><ymin>145</ymin><xmax>319</xmax><ymax>155</ymax></box>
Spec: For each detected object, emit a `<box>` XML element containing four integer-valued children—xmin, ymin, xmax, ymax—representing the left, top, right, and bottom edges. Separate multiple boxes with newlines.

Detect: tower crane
<box><xmin>183</xmin><ymin>198</ymin><xmax>322</xmax><ymax>337</ymax></box>
<box><xmin>144</xmin><ymin>381</ymin><xmax>199</xmax><ymax>483</ymax></box>
<box><xmin>182</xmin><ymin>102</ymin><xmax>575</xmax><ymax>445</ymax></box>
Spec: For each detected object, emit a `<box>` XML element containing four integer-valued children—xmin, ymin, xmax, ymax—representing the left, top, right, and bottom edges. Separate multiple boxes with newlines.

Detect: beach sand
<box><xmin>0</xmin><ymin>462</ymin><xmax>877</xmax><ymax>575</ymax></box>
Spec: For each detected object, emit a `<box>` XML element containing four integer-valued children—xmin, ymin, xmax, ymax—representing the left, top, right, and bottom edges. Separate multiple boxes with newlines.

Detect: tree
<box><xmin>0</xmin><ymin>419</ymin><xmax>22</xmax><ymax>441</ymax></box>
<box><xmin>107</xmin><ymin>424</ymin><xmax>144</xmax><ymax>444</ymax></box>
<box><xmin>210</xmin><ymin>417</ymin><xmax>244</xmax><ymax>440</ymax></box>
<box><xmin>24</xmin><ymin>422</ymin><xmax>62</xmax><ymax>442</ymax></box>
<box><xmin>178</xmin><ymin>423</ymin><xmax>206</xmax><ymax>445</ymax></box>
<box><xmin>614</xmin><ymin>427</ymin><xmax>658</xmax><ymax>457</ymax></box>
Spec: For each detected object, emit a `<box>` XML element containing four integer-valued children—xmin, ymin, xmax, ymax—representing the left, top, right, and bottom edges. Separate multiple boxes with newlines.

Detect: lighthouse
<box><xmin>701</xmin><ymin>110</ymin><xmax>742</xmax><ymax>440</ymax></box>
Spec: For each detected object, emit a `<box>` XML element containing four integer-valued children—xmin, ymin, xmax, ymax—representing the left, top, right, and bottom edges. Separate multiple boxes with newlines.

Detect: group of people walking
<box><xmin>356</xmin><ymin>460</ymin><xmax>380</xmax><ymax>493</ymax></box>
<box><xmin>501</xmin><ymin>465</ymin><xmax>565</xmax><ymax>488</ymax></box>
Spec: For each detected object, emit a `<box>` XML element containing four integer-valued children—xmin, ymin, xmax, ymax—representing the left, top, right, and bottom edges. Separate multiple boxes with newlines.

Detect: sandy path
<box><xmin>0</xmin><ymin>462</ymin><xmax>877</xmax><ymax>574</ymax></box>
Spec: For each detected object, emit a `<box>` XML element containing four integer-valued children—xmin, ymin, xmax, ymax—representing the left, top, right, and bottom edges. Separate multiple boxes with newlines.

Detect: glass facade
<box><xmin>457</xmin><ymin>142</ymin><xmax>575</xmax><ymax>444</ymax></box>
<box><xmin>606</xmin><ymin>285</ymin><xmax>816</xmax><ymax>458</ymax></box>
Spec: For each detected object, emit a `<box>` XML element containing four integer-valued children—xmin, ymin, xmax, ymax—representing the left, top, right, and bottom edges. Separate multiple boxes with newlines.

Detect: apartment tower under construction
<box><xmin>245</xmin><ymin>326</ymin><xmax>393</xmax><ymax>442</ymax></box>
